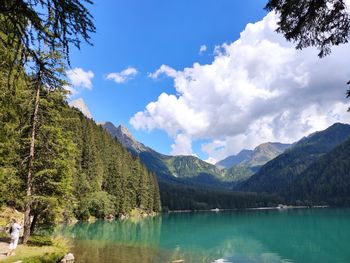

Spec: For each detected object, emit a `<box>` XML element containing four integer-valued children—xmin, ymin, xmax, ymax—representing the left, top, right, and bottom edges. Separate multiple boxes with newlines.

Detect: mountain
<box><xmin>219</xmin><ymin>142</ymin><xmax>291</xmax><ymax>182</ymax></box>
<box><xmin>69</xmin><ymin>98</ymin><xmax>93</xmax><ymax>119</ymax></box>
<box><xmin>216</xmin><ymin>149</ymin><xmax>253</xmax><ymax>169</ymax></box>
<box><xmin>243</xmin><ymin>142</ymin><xmax>291</xmax><ymax>167</ymax></box>
<box><xmin>217</xmin><ymin>142</ymin><xmax>290</xmax><ymax>169</ymax></box>
<box><xmin>102</xmin><ymin>122</ymin><xmax>291</xmax><ymax>186</ymax></box>
<box><xmin>101</xmin><ymin>122</ymin><xmax>228</xmax><ymax>188</ymax></box>
<box><xmin>101</xmin><ymin>122</ymin><xmax>147</xmax><ymax>153</ymax></box>
<box><xmin>238</xmin><ymin>123</ymin><xmax>350</xmax><ymax>195</ymax></box>
<box><xmin>287</xmin><ymin>137</ymin><xmax>350</xmax><ymax>206</ymax></box>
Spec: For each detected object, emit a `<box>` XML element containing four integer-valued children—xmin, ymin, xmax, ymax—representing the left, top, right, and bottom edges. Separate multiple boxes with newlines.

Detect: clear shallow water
<box><xmin>59</xmin><ymin>208</ymin><xmax>350</xmax><ymax>263</ymax></box>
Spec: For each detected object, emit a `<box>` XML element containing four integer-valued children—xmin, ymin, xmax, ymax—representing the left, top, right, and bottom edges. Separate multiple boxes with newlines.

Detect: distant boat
<box><xmin>211</xmin><ymin>208</ymin><xmax>220</xmax><ymax>212</ymax></box>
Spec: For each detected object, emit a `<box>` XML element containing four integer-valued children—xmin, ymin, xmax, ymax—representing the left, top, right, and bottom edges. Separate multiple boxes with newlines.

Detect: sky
<box><xmin>67</xmin><ymin>0</ymin><xmax>350</xmax><ymax>163</ymax></box>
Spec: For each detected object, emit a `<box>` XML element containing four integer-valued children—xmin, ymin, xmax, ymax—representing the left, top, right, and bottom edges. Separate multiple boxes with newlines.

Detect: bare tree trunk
<box><xmin>23</xmin><ymin>81</ymin><xmax>40</xmax><ymax>244</ymax></box>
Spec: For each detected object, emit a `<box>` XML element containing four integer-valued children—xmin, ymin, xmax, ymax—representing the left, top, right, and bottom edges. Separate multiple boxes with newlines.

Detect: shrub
<box><xmin>21</xmin><ymin>251</ymin><xmax>65</xmax><ymax>263</ymax></box>
<box><xmin>28</xmin><ymin>235</ymin><xmax>53</xmax><ymax>247</ymax></box>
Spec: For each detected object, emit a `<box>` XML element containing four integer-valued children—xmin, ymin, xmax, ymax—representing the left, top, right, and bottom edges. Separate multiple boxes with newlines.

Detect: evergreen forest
<box><xmin>0</xmin><ymin>24</ymin><xmax>160</xmax><ymax>237</ymax></box>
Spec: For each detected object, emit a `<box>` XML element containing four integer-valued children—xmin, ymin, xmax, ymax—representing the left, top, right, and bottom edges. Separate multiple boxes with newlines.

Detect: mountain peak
<box><xmin>117</xmin><ymin>124</ymin><xmax>134</xmax><ymax>139</ymax></box>
<box><xmin>101</xmin><ymin>122</ymin><xmax>146</xmax><ymax>153</ymax></box>
<box><xmin>216</xmin><ymin>149</ymin><xmax>253</xmax><ymax>169</ymax></box>
<box><xmin>69</xmin><ymin>98</ymin><xmax>93</xmax><ymax>119</ymax></box>
<box><xmin>216</xmin><ymin>142</ymin><xmax>291</xmax><ymax>169</ymax></box>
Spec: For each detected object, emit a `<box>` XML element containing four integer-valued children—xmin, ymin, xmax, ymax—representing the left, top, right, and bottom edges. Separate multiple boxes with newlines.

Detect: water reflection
<box><xmin>59</xmin><ymin>208</ymin><xmax>350</xmax><ymax>263</ymax></box>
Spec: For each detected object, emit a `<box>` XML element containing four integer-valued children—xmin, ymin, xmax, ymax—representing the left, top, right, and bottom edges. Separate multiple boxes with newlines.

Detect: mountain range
<box><xmin>101</xmin><ymin>122</ymin><xmax>228</xmax><ymax>188</ymax></box>
<box><xmin>216</xmin><ymin>142</ymin><xmax>291</xmax><ymax>169</ymax></box>
<box><xmin>101</xmin><ymin>122</ymin><xmax>289</xmax><ymax>187</ymax></box>
<box><xmin>102</xmin><ymin>121</ymin><xmax>350</xmax><ymax>208</ymax></box>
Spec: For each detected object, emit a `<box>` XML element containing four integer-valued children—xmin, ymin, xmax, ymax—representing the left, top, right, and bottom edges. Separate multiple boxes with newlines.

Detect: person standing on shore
<box><xmin>7</xmin><ymin>218</ymin><xmax>21</xmax><ymax>256</ymax></box>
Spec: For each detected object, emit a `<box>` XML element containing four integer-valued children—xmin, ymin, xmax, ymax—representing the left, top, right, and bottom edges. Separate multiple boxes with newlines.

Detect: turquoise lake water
<box><xmin>59</xmin><ymin>208</ymin><xmax>350</xmax><ymax>263</ymax></box>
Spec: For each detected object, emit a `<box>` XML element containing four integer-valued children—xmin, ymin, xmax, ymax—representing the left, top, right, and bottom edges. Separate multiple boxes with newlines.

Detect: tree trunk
<box><xmin>30</xmin><ymin>213</ymin><xmax>38</xmax><ymax>235</ymax></box>
<box><xmin>23</xmin><ymin>81</ymin><xmax>40</xmax><ymax>244</ymax></box>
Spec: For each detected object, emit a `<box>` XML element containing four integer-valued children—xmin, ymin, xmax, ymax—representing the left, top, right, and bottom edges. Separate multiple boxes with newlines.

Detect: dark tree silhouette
<box><xmin>266</xmin><ymin>0</ymin><xmax>350</xmax><ymax>108</ymax></box>
<box><xmin>0</xmin><ymin>0</ymin><xmax>95</xmax><ymax>86</ymax></box>
<box><xmin>266</xmin><ymin>0</ymin><xmax>350</xmax><ymax>58</ymax></box>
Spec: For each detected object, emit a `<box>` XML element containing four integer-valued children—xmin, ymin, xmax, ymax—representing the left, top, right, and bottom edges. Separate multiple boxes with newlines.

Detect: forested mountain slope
<box><xmin>287</xmin><ymin>137</ymin><xmax>350</xmax><ymax>206</ymax></box>
<box><xmin>102</xmin><ymin>123</ymin><xmax>229</xmax><ymax>187</ymax></box>
<box><xmin>102</xmin><ymin>122</ymin><xmax>282</xmax><ymax>210</ymax></box>
<box><xmin>238</xmin><ymin>123</ymin><xmax>350</xmax><ymax>195</ymax></box>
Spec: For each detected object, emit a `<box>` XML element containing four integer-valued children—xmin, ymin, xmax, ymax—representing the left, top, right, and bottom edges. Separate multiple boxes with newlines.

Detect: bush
<box><xmin>76</xmin><ymin>191</ymin><xmax>116</xmax><ymax>220</ymax></box>
<box><xmin>28</xmin><ymin>235</ymin><xmax>53</xmax><ymax>247</ymax></box>
<box><xmin>88</xmin><ymin>191</ymin><xmax>116</xmax><ymax>218</ymax></box>
<box><xmin>74</xmin><ymin>205</ymin><xmax>90</xmax><ymax>221</ymax></box>
<box><xmin>21</xmin><ymin>251</ymin><xmax>65</xmax><ymax>263</ymax></box>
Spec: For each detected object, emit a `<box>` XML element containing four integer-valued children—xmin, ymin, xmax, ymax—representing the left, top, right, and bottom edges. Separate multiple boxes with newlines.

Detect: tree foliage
<box><xmin>0</xmin><ymin>44</ymin><xmax>160</xmax><ymax>235</ymax></box>
<box><xmin>266</xmin><ymin>0</ymin><xmax>350</xmax><ymax>57</ymax></box>
<box><xmin>0</xmin><ymin>80</ymin><xmax>161</xmax><ymax>229</ymax></box>
<box><xmin>0</xmin><ymin>0</ymin><xmax>95</xmax><ymax>86</ymax></box>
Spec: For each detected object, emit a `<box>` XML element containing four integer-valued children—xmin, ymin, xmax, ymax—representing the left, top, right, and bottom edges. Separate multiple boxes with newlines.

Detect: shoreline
<box><xmin>165</xmin><ymin>205</ymin><xmax>330</xmax><ymax>214</ymax></box>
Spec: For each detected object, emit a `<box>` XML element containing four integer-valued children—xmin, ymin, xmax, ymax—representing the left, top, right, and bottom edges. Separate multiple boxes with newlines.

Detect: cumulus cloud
<box><xmin>131</xmin><ymin>12</ymin><xmax>350</xmax><ymax>160</ymax></box>
<box><xmin>66</xmin><ymin>68</ymin><xmax>94</xmax><ymax>95</ymax></box>
<box><xmin>199</xmin><ymin>44</ymin><xmax>207</xmax><ymax>55</ymax></box>
<box><xmin>69</xmin><ymin>98</ymin><xmax>93</xmax><ymax>119</ymax></box>
<box><xmin>106</xmin><ymin>67</ymin><xmax>138</xmax><ymax>84</ymax></box>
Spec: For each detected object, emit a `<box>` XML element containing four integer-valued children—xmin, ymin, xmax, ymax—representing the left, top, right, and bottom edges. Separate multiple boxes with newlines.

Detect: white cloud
<box><xmin>106</xmin><ymin>67</ymin><xmax>138</xmax><ymax>84</ymax></box>
<box><xmin>69</xmin><ymin>98</ymin><xmax>93</xmax><ymax>119</ymax></box>
<box><xmin>170</xmin><ymin>134</ymin><xmax>193</xmax><ymax>155</ymax></box>
<box><xmin>66</xmin><ymin>68</ymin><xmax>94</xmax><ymax>92</ymax></box>
<box><xmin>199</xmin><ymin>44</ymin><xmax>207</xmax><ymax>55</ymax></box>
<box><xmin>131</xmin><ymin>12</ymin><xmax>350</xmax><ymax>160</ymax></box>
<box><xmin>148</xmin><ymin>64</ymin><xmax>178</xmax><ymax>79</ymax></box>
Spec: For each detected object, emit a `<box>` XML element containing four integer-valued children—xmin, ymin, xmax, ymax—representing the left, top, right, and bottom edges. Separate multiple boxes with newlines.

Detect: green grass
<box><xmin>1</xmin><ymin>236</ymin><xmax>69</xmax><ymax>263</ymax></box>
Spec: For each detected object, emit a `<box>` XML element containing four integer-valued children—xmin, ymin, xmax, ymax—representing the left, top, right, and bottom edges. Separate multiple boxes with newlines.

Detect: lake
<box><xmin>59</xmin><ymin>208</ymin><xmax>350</xmax><ymax>263</ymax></box>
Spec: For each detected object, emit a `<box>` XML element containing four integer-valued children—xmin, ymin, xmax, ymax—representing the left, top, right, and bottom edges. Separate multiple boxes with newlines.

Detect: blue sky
<box><xmin>68</xmin><ymin>0</ymin><xmax>267</xmax><ymax>157</ymax></box>
<box><xmin>68</xmin><ymin>0</ymin><xmax>350</xmax><ymax>162</ymax></box>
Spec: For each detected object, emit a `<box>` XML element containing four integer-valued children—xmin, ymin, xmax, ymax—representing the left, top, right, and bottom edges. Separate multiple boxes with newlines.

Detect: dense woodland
<box><xmin>0</xmin><ymin>78</ymin><xmax>161</xmax><ymax>227</ymax></box>
<box><xmin>0</xmin><ymin>30</ymin><xmax>160</xmax><ymax>235</ymax></box>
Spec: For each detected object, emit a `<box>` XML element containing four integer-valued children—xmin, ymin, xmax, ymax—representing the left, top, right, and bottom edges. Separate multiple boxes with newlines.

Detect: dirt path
<box><xmin>0</xmin><ymin>241</ymin><xmax>8</xmax><ymax>261</ymax></box>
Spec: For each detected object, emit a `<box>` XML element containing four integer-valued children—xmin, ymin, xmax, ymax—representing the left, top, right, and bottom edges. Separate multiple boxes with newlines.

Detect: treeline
<box><xmin>159</xmin><ymin>182</ymin><xmax>280</xmax><ymax>211</ymax></box>
<box><xmin>68</xmin><ymin>110</ymin><xmax>161</xmax><ymax>220</ymax></box>
<box><xmin>0</xmin><ymin>44</ymin><xmax>160</xmax><ymax>234</ymax></box>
